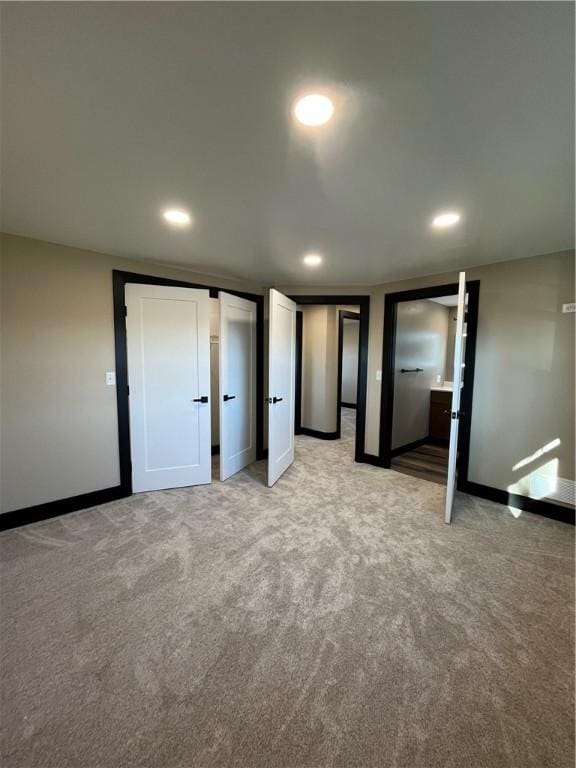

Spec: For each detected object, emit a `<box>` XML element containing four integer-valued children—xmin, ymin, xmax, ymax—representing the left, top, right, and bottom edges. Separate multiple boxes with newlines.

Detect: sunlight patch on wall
<box><xmin>527</xmin><ymin>459</ymin><xmax>559</xmax><ymax>500</ymax></box>
<box><xmin>512</xmin><ymin>438</ymin><xmax>561</xmax><ymax>472</ymax></box>
<box><xmin>509</xmin><ymin>447</ymin><xmax>575</xmax><ymax>508</ymax></box>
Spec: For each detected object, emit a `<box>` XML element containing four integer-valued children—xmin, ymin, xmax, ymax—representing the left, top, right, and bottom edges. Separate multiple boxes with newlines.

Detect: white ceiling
<box><xmin>1</xmin><ymin>2</ymin><xmax>573</xmax><ymax>286</ymax></box>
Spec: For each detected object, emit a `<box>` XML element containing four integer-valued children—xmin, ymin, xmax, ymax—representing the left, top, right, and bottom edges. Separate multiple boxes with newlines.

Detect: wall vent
<box><xmin>529</xmin><ymin>472</ymin><xmax>575</xmax><ymax>507</ymax></box>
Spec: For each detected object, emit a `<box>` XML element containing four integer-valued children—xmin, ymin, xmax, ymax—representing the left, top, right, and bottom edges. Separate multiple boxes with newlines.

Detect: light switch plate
<box><xmin>562</xmin><ymin>302</ymin><xmax>576</xmax><ymax>314</ymax></box>
<box><xmin>105</xmin><ymin>371</ymin><xmax>116</xmax><ymax>386</ymax></box>
<box><xmin>376</xmin><ymin>370</ymin><xmax>382</xmax><ymax>381</ymax></box>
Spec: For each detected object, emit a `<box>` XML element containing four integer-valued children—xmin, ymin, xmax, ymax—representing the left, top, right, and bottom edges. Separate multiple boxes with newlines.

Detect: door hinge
<box><xmin>124</xmin><ymin>305</ymin><xmax>128</xmax><ymax>317</ymax></box>
<box><xmin>127</xmin><ymin>385</ymin><xmax>130</xmax><ymax>396</ymax></box>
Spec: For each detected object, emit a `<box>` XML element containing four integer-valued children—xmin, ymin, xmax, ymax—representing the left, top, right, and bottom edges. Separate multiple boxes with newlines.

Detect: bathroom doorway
<box><xmin>379</xmin><ymin>281</ymin><xmax>480</xmax><ymax>492</ymax></box>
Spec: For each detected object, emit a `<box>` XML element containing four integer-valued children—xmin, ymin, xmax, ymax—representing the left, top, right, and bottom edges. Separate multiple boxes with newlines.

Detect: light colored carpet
<box><xmin>1</xmin><ymin>409</ymin><xmax>574</xmax><ymax>767</ymax></box>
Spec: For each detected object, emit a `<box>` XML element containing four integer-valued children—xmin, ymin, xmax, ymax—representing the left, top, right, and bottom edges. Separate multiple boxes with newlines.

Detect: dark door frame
<box><xmin>294</xmin><ymin>310</ymin><xmax>303</xmax><ymax>435</ymax></box>
<box><xmin>378</xmin><ymin>280</ymin><xmax>480</xmax><ymax>491</ymax></box>
<box><xmin>113</xmin><ymin>270</ymin><xmax>265</xmax><ymax>497</ymax></box>
<box><xmin>288</xmin><ymin>295</ymin><xmax>370</xmax><ymax>463</ymax></box>
<box><xmin>338</xmin><ymin>311</ymin><xmax>361</xmax><ymax>411</ymax></box>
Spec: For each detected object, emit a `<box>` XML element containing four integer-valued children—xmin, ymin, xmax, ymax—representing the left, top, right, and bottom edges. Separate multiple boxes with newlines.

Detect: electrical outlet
<box><xmin>105</xmin><ymin>371</ymin><xmax>116</xmax><ymax>386</ymax></box>
<box><xmin>562</xmin><ymin>302</ymin><xmax>576</xmax><ymax>314</ymax></box>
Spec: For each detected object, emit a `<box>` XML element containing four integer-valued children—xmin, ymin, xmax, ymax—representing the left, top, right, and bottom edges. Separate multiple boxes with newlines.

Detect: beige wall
<box><xmin>0</xmin><ymin>234</ymin><xmax>262</xmax><ymax>513</ymax></box>
<box><xmin>341</xmin><ymin>319</ymin><xmax>359</xmax><ymax>405</ymax></box>
<box><xmin>444</xmin><ymin>307</ymin><xmax>458</xmax><ymax>382</ymax></box>
<box><xmin>279</xmin><ymin>249</ymin><xmax>575</xmax><ymax>503</ymax></box>
<box><xmin>300</xmin><ymin>306</ymin><xmax>338</xmax><ymax>433</ymax></box>
<box><xmin>300</xmin><ymin>305</ymin><xmax>360</xmax><ymax>432</ymax></box>
<box><xmin>392</xmin><ymin>300</ymin><xmax>449</xmax><ymax>450</ymax></box>
<box><xmin>2</xmin><ymin>234</ymin><xmax>573</xmax><ymax>513</ymax></box>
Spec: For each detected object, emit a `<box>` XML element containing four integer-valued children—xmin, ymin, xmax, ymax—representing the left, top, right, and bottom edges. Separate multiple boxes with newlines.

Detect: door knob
<box><xmin>192</xmin><ymin>396</ymin><xmax>209</xmax><ymax>403</ymax></box>
<box><xmin>223</xmin><ymin>394</ymin><xmax>236</xmax><ymax>401</ymax></box>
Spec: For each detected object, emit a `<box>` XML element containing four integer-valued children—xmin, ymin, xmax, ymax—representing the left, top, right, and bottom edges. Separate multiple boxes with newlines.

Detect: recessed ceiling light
<box><xmin>303</xmin><ymin>252</ymin><xmax>323</xmax><ymax>267</ymax></box>
<box><xmin>432</xmin><ymin>211</ymin><xmax>461</xmax><ymax>229</ymax></box>
<box><xmin>163</xmin><ymin>209</ymin><xmax>191</xmax><ymax>226</ymax></box>
<box><xmin>293</xmin><ymin>94</ymin><xmax>334</xmax><ymax>127</ymax></box>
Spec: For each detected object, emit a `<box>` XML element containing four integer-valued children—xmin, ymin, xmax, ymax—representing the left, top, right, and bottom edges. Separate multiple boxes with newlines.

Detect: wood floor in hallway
<box><xmin>391</xmin><ymin>442</ymin><xmax>449</xmax><ymax>485</ymax></box>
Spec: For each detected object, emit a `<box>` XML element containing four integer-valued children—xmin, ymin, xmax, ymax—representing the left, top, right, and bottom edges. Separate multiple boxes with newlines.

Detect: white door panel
<box><xmin>219</xmin><ymin>292</ymin><xmax>257</xmax><ymax>481</ymax></box>
<box><xmin>445</xmin><ymin>272</ymin><xmax>466</xmax><ymax>524</ymax></box>
<box><xmin>126</xmin><ymin>284</ymin><xmax>211</xmax><ymax>492</ymax></box>
<box><xmin>267</xmin><ymin>289</ymin><xmax>296</xmax><ymax>487</ymax></box>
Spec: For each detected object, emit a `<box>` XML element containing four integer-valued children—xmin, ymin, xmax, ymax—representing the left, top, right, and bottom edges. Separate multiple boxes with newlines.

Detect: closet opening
<box><xmin>113</xmin><ymin>270</ymin><xmax>264</xmax><ymax>496</ymax></box>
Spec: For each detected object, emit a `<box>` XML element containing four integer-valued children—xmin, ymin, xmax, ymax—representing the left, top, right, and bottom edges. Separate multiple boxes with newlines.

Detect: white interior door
<box><xmin>126</xmin><ymin>284</ymin><xmax>211</xmax><ymax>492</ymax></box>
<box><xmin>219</xmin><ymin>292</ymin><xmax>257</xmax><ymax>481</ymax></box>
<box><xmin>445</xmin><ymin>272</ymin><xmax>467</xmax><ymax>524</ymax></box>
<box><xmin>267</xmin><ymin>289</ymin><xmax>296</xmax><ymax>487</ymax></box>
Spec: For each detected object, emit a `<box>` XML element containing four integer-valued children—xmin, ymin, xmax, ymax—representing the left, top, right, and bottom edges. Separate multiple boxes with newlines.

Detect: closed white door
<box><xmin>219</xmin><ymin>292</ymin><xmax>257</xmax><ymax>481</ymax></box>
<box><xmin>126</xmin><ymin>284</ymin><xmax>211</xmax><ymax>492</ymax></box>
<box><xmin>267</xmin><ymin>289</ymin><xmax>296</xmax><ymax>487</ymax></box>
<box><xmin>445</xmin><ymin>272</ymin><xmax>466</xmax><ymax>524</ymax></box>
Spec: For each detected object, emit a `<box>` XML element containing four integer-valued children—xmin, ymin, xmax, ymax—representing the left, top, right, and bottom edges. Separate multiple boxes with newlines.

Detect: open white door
<box><xmin>126</xmin><ymin>284</ymin><xmax>211</xmax><ymax>492</ymax></box>
<box><xmin>445</xmin><ymin>272</ymin><xmax>466</xmax><ymax>524</ymax></box>
<box><xmin>267</xmin><ymin>289</ymin><xmax>296</xmax><ymax>487</ymax></box>
<box><xmin>219</xmin><ymin>292</ymin><xmax>257</xmax><ymax>481</ymax></box>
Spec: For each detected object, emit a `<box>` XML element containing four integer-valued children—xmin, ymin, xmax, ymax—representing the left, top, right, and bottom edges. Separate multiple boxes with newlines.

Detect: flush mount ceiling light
<box><xmin>293</xmin><ymin>94</ymin><xmax>334</xmax><ymax>126</ymax></box>
<box><xmin>163</xmin><ymin>208</ymin><xmax>191</xmax><ymax>226</ymax></box>
<box><xmin>303</xmin><ymin>252</ymin><xmax>323</xmax><ymax>267</ymax></box>
<box><xmin>432</xmin><ymin>211</ymin><xmax>461</xmax><ymax>229</ymax></box>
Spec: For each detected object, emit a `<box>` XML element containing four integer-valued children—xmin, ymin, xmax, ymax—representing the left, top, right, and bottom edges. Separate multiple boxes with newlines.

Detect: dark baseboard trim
<box><xmin>356</xmin><ymin>452</ymin><xmax>386</xmax><ymax>467</ymax></box>
<box><xmin>0</xmin><ymin>485</ymin><xmax>129</xmax><ymax>532</ymax></box>
<box><xmin>211</xmin><ymin>445</ymin><xmax>220</xmax><ymax>456</ymax></box>
<box><xmin>390</xmin><ymin>436</ymin><xmax>449</xmax><ymax>457</ymax></box>
<box><xmin>460</xmin><ymin>481</ymin><xmax>575</xmax><ymax>525</ymax></box>
<box><xmin>4</xmin><ymin>471</ymin><xmax>569</xmax><ymax>535</ymax></box>
<box><xmin>355</xmin><ymin>457</ymin><xmax>574</xmax><ymax>525</ymax></box>
<box><xmin>300</xmin><ymin>427</ymin><xmax>340</xmax><ymax>441</ymax></box>
<box><xmin>341</xmin><ymin>402</ymin><xmax>357</xmax><ymax>410</ymax></box>
<box><xmin>390</xmin><ymin>437</ymin><xmax>428</xmax><ymax>457</ymax></box>
<box><xmin>427</xmin><ymin>437</ymin><xmax>450</xmax><ymax>448</ymax></box>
